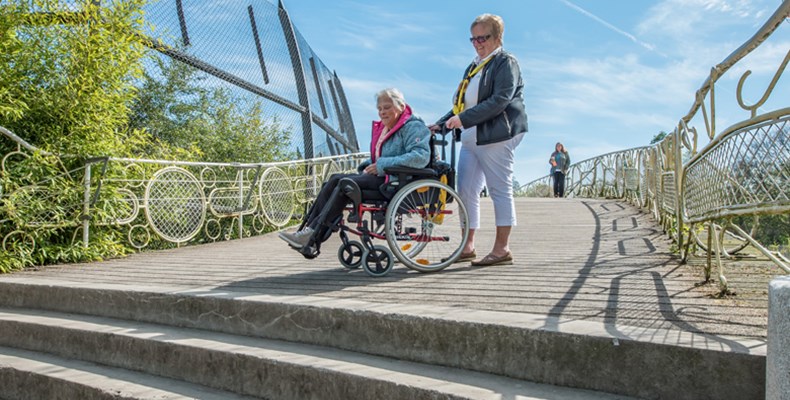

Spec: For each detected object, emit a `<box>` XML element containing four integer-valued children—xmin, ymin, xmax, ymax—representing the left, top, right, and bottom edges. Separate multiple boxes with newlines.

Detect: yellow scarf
<box><xmin>452</xmin><ymin>56</ymin><xmax>493</xmax><ymax>115</ymax></box>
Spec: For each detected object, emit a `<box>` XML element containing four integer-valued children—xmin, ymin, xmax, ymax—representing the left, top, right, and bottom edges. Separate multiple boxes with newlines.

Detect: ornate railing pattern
<box><xmin>684</xmin><ymin>113</ymin><xmax>789</xmax><ymax>223</ymax></box>
<box><xmin>517</xmin><ymin>2</ymin><xmax>790</xmax><ymax>290</ymax></box>
<box><xmin>0</xmin><ymin>125</ymin><xmax>366</xmax><ymax>251</ymax></box>
<box><xmin>1</xmin><ymin>0</ymin><xmax>366</xmax><ymax>256</ymax></box>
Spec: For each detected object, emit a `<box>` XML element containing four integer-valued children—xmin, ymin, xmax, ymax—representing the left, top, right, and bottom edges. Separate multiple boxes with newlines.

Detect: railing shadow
<box><xmin>543</xmin><ymin>200</ymin><xmax>764</xmax><ymax>352</ymax></box>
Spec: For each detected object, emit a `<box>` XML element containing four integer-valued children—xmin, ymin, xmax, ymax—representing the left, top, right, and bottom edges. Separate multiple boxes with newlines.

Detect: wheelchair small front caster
<box><xmin>338</xmin><ymin>240</ymin><xmax>365</xmax><ymax>269</ymax></box>
<box><xmin>363</xmin><ymin>245</ymin><xmax>394</xmax><ymax>277</ymax></box>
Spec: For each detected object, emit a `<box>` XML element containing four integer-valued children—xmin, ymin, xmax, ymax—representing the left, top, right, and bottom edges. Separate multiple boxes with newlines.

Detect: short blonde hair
<box><xmin>471</xmin><ymin>14</ymin><xmax>505</xmax><ymax>43</ymax></box>
<box><xmin>375</xmin><ymin>88</ymin><xmax>406</xmax><ymax>110</ymax></box>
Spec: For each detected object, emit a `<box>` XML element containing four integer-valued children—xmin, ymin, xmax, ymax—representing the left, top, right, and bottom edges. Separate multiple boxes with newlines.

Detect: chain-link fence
<box><xmin>134</xmin><ymin>0</ymin><xmax>358</xmax><ymax>159</ymax></box>
<box><xmin>0</xmin><ymin>0</ymin><xmax>369</xmax><ymax>259</ymax></box>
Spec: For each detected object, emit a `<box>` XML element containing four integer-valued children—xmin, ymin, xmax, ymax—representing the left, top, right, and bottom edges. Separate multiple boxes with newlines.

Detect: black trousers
<box><xmin>305</xmin><ymin>173</ymin><xmax>385</xmax><ymax>229</ymax></box>
<box><xmin>553</xmin><ymin>171</ymin><xmax>566</xmax><ymax>197</ymax></box>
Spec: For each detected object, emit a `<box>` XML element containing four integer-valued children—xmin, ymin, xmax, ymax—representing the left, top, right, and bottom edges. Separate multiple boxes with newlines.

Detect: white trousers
<box><xmin>457</xmin><ymin>133</ymin><xmax>524</xmax><ymax>229</ymax></box>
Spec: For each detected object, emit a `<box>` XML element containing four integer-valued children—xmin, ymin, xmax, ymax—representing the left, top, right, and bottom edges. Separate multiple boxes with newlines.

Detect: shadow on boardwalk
<box><xmin>1</xmin><ymin>198</ymin><xmax>777</xmax><ymax>348</ymax></box>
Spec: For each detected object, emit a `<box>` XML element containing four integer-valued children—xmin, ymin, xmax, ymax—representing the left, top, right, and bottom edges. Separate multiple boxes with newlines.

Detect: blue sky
<box><xmin>281</xmin><ymin>0</ymin><xmax>789</xmax><ymax>184</ymax></box>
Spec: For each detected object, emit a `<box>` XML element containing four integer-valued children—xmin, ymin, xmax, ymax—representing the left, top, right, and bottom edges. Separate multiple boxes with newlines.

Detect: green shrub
<box><xmin>0</xmin><ymin>0</ymin><xmax>148</xmax><ymax>272</ymax></box>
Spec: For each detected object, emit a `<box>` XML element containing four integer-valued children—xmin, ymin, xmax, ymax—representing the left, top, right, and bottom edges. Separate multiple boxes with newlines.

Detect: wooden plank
<box><xmin>5</xmin><ymin>198</ymin><xmax>778</xmax><ymax>338</ymax></box>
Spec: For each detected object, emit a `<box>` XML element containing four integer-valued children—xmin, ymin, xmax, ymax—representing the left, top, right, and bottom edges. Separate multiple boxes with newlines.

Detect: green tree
<box><xmin>0</xmin><ymin>0</ymin><xmax>297</xmax><ymax>273</ymax></box>
<box><xmin>0</xmin><ymin>0</ymin><xmax>149</xmax><ymax>157</ymax></box>
<box><xmin>128</xmin><ymin>54</ymin><xmax>294</xmax><ymax>163</ymax></box>
<box><xmin>651</xmin><ymin>131</ymin><xmax>668</xmax><ymax>144</ymax></box>
<box><xmin>0</xmin><ymin>0</ymin><xmax>149</xmax><ymax>272</ymax></box>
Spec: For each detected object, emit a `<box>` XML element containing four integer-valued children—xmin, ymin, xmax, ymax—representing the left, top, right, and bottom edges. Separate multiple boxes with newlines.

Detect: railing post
<box><xmin>82</xmin><ymin>164</ymin><xmax>91</xmax><ymax>248</ymax></box>
<box><xmin>674</xmin><ymin>128</ymin><xmax>685</xmax><ymax>254</ymax></box>
<box><xmin>600</xmin><ymin>163</ymin><xmax>606</xmax><ymax>197</ymax></box>
<box><xmin>238</xmin><ymin>169</ymin><xmax>244</xmax><ymax>238</ymax></box>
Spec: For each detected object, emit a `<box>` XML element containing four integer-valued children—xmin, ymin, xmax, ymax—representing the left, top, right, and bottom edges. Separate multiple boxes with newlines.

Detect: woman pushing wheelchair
<box><xmin>279</xmin><ymin>88</ymin><xmax>431</xmax><ymax>251</ymax></box>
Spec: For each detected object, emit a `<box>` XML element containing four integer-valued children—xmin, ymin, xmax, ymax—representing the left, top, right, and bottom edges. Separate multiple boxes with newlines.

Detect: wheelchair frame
<box><xmin>297</xmin><ymin>127</ymin><xmax>469</xmax><ymax>277</ymax></box>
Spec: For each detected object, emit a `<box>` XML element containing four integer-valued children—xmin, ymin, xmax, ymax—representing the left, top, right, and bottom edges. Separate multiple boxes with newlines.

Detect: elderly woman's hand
<box><xmin>363</xmin><ymin>163</ymin><xmax>378</xmax><ymax>175</ymax></box>
<box><xmin>445</xmin><ymin>115</ymin><xmax>464</xmax><ymax>130</ymax></box>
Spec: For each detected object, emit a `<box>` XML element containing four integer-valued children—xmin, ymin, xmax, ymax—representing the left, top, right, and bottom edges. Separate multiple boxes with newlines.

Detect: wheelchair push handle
<box><xmin>428</xmin><ymin>124</ymin><xmax>456</xmax><ymax>171</ymax></box>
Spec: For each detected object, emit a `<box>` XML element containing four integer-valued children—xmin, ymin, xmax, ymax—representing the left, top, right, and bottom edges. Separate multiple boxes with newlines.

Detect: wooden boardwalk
<box><xmin>4</xmin><ymin>198</ymin><xmax>781</xmax><ymax>343</ymax></box>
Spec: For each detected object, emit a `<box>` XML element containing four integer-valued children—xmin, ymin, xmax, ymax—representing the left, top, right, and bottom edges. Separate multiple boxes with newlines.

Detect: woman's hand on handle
<box><xmin>445</xmin><ymin>115</ymin><xmax>463</xmax><ymax>130</ymax></box>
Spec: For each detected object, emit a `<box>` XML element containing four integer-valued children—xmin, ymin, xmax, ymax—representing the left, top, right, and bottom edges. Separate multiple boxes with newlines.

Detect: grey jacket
<box><xmin>437</xmin><ymin>50</ymin><xmax>528</xmax><ymax>145</ymax></box>
<box><xmin>550</xmin><ymin>151</ymin><xmax>571</xmax><ymax>174</ymax></box>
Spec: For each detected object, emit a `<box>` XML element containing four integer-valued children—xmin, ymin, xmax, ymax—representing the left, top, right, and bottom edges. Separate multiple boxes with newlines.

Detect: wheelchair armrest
<box><xmin>384</xmin><ymin>166</ymin><xmax>437</xmax><ymax>177</ymax></box>
<box><xmin>379</xmin><ymin>166</ymin><xmax>438</xmax><ymax>199</ymax></box>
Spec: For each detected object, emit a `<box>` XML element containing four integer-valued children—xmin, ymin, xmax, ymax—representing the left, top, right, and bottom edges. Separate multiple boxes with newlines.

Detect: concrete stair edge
<box><xmin>0</xmin><ymin>280</ymin><xmax>767</xmax><ymax>400</ymax></box>
<box><xmin>0</xmin><ymin>346</ymin><xmax>258</xmax><ymax>400</ymax></box>
<box><xmin>0</xmin><ymin>308</ymin><xmax>633</xmax><ymax>400</ymax></box>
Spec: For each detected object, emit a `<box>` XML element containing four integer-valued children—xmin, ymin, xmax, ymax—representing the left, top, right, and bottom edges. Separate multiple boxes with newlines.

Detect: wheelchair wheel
<box><xmin>338</xmin><ymin>240</ymin><xmax>365</xmax><ymax>269</ymax></box>
<box><xmin>363</xmin><ymin>245</ymin><xmax>394</xmax><ymax>277</ymax></box>
<box><xmin>385</xmin><ymin>180</ymin><xmax>469</xmax><ymax>272</ymax></box>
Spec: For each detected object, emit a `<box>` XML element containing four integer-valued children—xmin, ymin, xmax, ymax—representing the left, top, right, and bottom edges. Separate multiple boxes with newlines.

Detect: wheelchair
<box><xmin>295</xmin><ymin>127</ymin><xmax>469</xmax><ymax>277</ymax></box>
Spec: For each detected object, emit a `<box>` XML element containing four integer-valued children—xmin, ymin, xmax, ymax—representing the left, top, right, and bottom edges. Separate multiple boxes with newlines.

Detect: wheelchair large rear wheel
<box><xmin>385</xmin><ymin>180</ymin><xmax>469</xmax><ymax>272</ymax></box>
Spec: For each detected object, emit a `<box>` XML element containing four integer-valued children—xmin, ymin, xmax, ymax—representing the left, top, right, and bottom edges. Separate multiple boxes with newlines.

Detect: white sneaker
<box><xmin>278</xmin><ymin>227</ymin><xmax>315</xmax><ymax>249</ymax></box>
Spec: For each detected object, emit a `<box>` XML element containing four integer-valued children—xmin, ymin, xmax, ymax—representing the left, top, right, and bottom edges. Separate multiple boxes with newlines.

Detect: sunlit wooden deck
<box><xmin>4</xmin><ymin>197</ymin><xmax>780</xmax><ymax>345</ymax></box>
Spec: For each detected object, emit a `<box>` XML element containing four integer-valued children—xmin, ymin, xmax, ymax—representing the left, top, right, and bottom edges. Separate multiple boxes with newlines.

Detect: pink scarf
<box><xmin>369</xmin><ymin>105</ymin><xmax>413</xmax><ymax>162</ymax></box>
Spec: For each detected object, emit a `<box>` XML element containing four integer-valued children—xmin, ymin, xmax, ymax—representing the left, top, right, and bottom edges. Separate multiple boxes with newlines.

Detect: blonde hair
<box><xmin>375</xmin><ymin>88</ymin><xmax>406</xmax><ymax>110</ymax></box>
<box><xmin>471</xmin><ymin>14</ymin><xmax>505</xmax><ymax>44</ymax></box>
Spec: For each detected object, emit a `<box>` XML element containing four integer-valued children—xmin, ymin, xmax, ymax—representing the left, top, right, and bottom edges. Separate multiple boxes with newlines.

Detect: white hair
<box><xmin>375</xmin><ymin>88</ymin><xmax>406</xmax><ymax>109</ymax></box>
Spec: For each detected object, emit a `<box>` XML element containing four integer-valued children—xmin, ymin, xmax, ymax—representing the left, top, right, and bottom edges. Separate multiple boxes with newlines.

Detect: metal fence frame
<box><xmin>0</xmin><ymin>125</ymin><xmax>366</xmax><ymax>251</ymax></box>
<box><xmin>517</xmin><ymin>2</ymin><xmax>790</xmax><ymax>291</ymax></box>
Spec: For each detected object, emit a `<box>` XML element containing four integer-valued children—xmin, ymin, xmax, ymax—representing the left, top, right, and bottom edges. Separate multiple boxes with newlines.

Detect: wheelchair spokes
<box><xmin>385</xmin><ymin>180</ymin><xmax>469</xmax><ymax>272</ymax></box>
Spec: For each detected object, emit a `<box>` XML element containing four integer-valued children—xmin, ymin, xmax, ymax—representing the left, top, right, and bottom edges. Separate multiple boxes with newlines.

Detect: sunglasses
<box><xmin>469</xmin><ymin>34</ymin><xmax>492</xmax><ymax>44</ymax></box>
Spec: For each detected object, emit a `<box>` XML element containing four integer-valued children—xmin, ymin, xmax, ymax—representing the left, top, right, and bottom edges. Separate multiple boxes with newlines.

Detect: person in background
<box><xmin>429</xmin><ymin>13</ymin><xmax>528</xmax><ymax>267</ymax></box>
<box><xmin>550</xmin><ymin>142</ymin><xmax>570</xmax><ymax>198</ymax></box>
<box><xmin>279</xmin><ymin>88</ymin><xmax>430</xmax><ymax>250</ymax></box>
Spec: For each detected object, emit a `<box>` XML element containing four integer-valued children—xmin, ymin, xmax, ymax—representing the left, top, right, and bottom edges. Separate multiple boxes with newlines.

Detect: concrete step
<box><xmin>0</xmin><ymin>346</ymin><xmax>257</xmax><ymax>400</ymax></box>
<box><xmin>0</xmin><ymin>307</ymin><xmax>633</xmax><ymax>400</ymax></box>
<box><xmin>0</xmin><ymin>280</ymin><xmax>766</xmax><ymax>399</ymax></box>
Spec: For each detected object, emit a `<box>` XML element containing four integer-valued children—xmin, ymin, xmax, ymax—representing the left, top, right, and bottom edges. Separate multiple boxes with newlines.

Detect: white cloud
<box><xmin>327</xmin><ymin>2</ymin><xmax>441</xmax><ymax>54</ymax></box>
<box><xmin>525</xmin><ymin>53</ymin><xmax>701</xmax><ymax>129</ymax></box>
<box><xmin>557</xmin><ymin>0</ymin><xmax>666</xmax><ymax>57</ymax></box>
<box><xmin>638</xmin><ymin>0</ymin><xmax>771</xmax><ymax>39</ymax></box>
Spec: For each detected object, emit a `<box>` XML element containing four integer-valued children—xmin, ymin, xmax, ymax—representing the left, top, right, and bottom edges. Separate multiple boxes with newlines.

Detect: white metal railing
<box><xmin>517</xmin><ymin>1</ymin><xmax>790</xmax><ymax>291</ymax></box>
<box><xmin>0</xmin><ymin>125</ymin><xmax>367</xmax><ymax>251</ymax></box>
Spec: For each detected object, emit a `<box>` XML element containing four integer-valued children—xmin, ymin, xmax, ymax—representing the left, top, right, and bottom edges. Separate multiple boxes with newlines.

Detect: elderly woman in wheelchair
<box><xmin>279</xmin><ymin>88</ymin><xmax>469</xmax><ymax>276</ymax></box>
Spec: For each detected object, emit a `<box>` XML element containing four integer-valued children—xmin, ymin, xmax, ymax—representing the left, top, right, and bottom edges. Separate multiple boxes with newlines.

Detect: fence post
<box><xmin>591</xmin><ymin>160</ymin><xmax>597</xmax><ymax>197</ymax></box>
<box><xmin>238</xmin><ymin>170</ymin><xmax>244</xmax><ymax>238</ymax></box>
<box><xmin>82</xmin><ymin>164</ymin><xmax>91</xmax><ymax>248</ymax></box>
<box><xmin>600</xmin><ymin>162</ymin><xmax>606</xmax><ymax>197</ymax></box>
<box><xmin>674</xmin><ymin>128</ymin><xmax>685</xmax><ymax>254</ymax></box>
<box><xmin>278</xmin><ymin>0</ymin><xmax>314</xmax><ymax>159</ymax></box>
